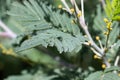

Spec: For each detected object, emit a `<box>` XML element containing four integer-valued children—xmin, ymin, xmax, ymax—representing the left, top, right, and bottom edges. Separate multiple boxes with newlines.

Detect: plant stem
<box><xmin>81</xmin><ymin>0</ymin><xmax>85</xmax><ymax>22</ymax></box>
<box><xmin>0</xmin><ymin>20</ymin><xmax>17</xmax><ymax>38</ymax></box>
<box><xmin>79</xmin><ymin>0</ymin><xmax>111</xmax><ymax>68</ymax></box>
<box><xmin>103</xmin><ymin>57</ymin><xmax>110</xmax><ymax>68</ymax></box>
<box><xmin>98</xmin><ymin>40</ymin><xmax>104</xmax><ymax>50</ymax></box>
<box><xmin>62</xmin><ymin>0</ymin><xmax>111</xmax><ymax>68</ymax></box>
<box><xmin>114</xmin><ymin>56</ymin><xmax>120</xmax><ymax>66</ymax></box>
<box><xmin>105</xmin><ymin>30</ymin><xmax>111</xmax><ymax>48</ymax></box>
<box><xmin>100</xmin><ymin>0</ymin><xmax>105</xmax><ymax>8</ymax></box>
<box><xmin>61</xmin><ymin>0</ymin><xmax>72</xmax><ymax>14</ymax></box>
<box><xmin>71</xmin><ymin>0</ymin><xmax>111</xmax><ymax>68</ymax></box>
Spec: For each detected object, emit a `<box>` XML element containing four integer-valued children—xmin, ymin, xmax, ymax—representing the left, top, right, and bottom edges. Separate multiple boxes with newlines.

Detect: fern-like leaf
<box><xmin>8</xmin><ymin>0</ymin><xmax>85</xmax><ymax>53</ymax></box>
<box><xmin>14</xmin><ymin>29</ymin><xmax>84</xmax><ymax>53</ymax></box>
<box><xmin>105</xmin><ymin>0</ymin><xmax>120</xmax><ymax>21</ymax></box>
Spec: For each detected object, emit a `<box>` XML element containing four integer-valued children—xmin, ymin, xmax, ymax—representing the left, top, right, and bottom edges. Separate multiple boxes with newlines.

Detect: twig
<box><xmin>0</xmin><ymin>32</ymin><xmax>13</xmax><ymax>38</ymax></box>
<box><xmin>83</xmin><ymin>42</ymin><xmax>102</xmax><ymax>57</ymax></box>
<box><xmin>113</xmin><ymin>56</ymin><xmax>120</xmax><ymax>73</ymax></box>
<box><xmin>114</xmin><ymin>56</ymin><xmax>120</xmax><ymax>66</ymax></box>
<box><xmin>62</xmin><ymin>0</ymin><xmax>111</xmax><ymax>68</ymax></box>
<box><xmin>100</xmin><ymin>0</ymin><xmax>106</xmax><ymax>8</ymax></box>
<box><xmin>103</xmin><ymin>56</ymin><xmax>110</xmax><ymax>67</ymax></box>
<box><xmin>105</xmin><ymin>30</ymin><xmax>111</xmax><ymax>48</ymax></box>
<box><xmin>91</xmin><ymin>47</ymin><xmax>102</xmax><ymax>57</ymax></box>
<box><xmin>0</xmin><ymin>20</ymin><xmax>17</xmax><ymax>38</ymax></box>
<box><xmin>81</xmin><ymin>0</ymin><xmax>85</xmax><ymax>22</ymax></box>
<box><xmin>70</xmin><ymin>0</ymin><xmax>110</xmax><ymax>68</ymax></box>
<box><xmin>61</xmin><ymin>0</ymin><xmax>72</xmax><ymax>14</ymax></box>
<box><xmin>98</xmin><ymin>40</ymin><xmax>104</xmax><ymax>50</ymax></box>
<box><xmin>83</xmin><ymin>26</ymin><xmax>104</xmax><ymax>55</ymax></box>
<box><xmin>70</xmin><ymin>0</ymin><xmax>103</xmax><ymax>56</ymax></box>
<box><xmin>73</xmin><ymin>0</ymin><xmax>103</xmax><ymax>56</ymax></box>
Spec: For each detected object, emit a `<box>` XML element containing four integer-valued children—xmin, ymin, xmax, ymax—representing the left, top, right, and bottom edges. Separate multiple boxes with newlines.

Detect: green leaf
<box><xmin>105</xmin><ymin>0</ymin><xmax>113</xmax><ymax>19</ymax></box>
<box><xmin>5</xmin><ymin>74</ymin><xmax>33</xmax><ymax>80</ymax></box>
<box><xmin>104</xmin><ymin>66</ymin><xmax>120</xmax><ymax>73</ymax></box>
<box><xmin>93</xmin><ymin>5</ymin><xmax>106</xmax><ymax>32</ymax></box>
<box><xmin>85</xmin><ymin>66</ymin><xmax>120</xmax><ymax>80</ymax></box>
<box><xmin>85</xmin><ymin>71</ymin><xmax>103</xmax><ymax>80</ymax></box>
<box><xmin>112</xmin><ymin>15</ymin><xmax>120</xmax><ymax>21</ymax></box>
<box><xmin>85</xmin><ymin>71</ymin><xmax>120</xmax><ymax>80</ymax></box>
<box><xmin>5</xmin><ymin>70</ymin><xmax>57</xmax><ymax>80</ymax></box>
<box><xmin>19</xmin><ymin>48</ymin><xmax>58</xmax><ymax>68</ymax></box>
<box><xmin>105</xmin><ymin>0</ymin><xmax>120</xmax><ymax>21</ymax></box>
<box><xmin>116</xmin><ymin>40</ymin><xmax>120</xmax><ymax>48</ymax></box>
<box><xmin>112</xmin><ymin>0</ymin><xmax>119</xmax><ymax>8</ymax></box>
<box><xmin>109</xmin><ymin>22</ymin><xmax>119</xmax><ymax>45</ymax></box>
<box><xmin>113</xmin><ymin>6</ymin><xmax>120</xmax><ymax>16</ymax></box>
<box><xmin>14</xmin><ymin>29</ymin><xmax>84</xmax><ymax>53</ymax></box>
<box><xmin>7</xmin><ymin>1</ymin><xmax>50</xmax><ymax>30</ymax></box>
<box><xmin>8</xmin><ymin>0</ymin><xmax>80</xmax><ymax>35</ymax></box>
<box><xmin>102</xmin><ymin>72</ymin><xmax>120</xmax><ymax>80</ymax></box>
<box><xmin>8</xmin><ymin>0</ymin><xmax>84</xmax><ymax>53</ymax></box>
<box><xmin>93</xmin><ymin>5</ymin><xmax>120</xmax><ymax>46</ymax></box>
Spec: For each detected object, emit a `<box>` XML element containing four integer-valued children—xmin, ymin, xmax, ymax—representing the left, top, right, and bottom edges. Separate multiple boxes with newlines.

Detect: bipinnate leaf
<box><xmin>8</xmin><ymin>0</ymin><xmax>85</xmax><ymax>53</ymax></box>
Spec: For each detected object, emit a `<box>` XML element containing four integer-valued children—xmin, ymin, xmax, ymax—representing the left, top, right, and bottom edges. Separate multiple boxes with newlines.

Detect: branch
<box><xmin>0</xmin><ymin>20</ymin><xmax>17</xmax><ymax>38</ymax></box>
<box><xmin>61</xmin><ymin>0</ymin><xmax>111</xmax><ymax>68</ymax></box>
<box><xmin>71</xmin><ymin>0</ymin><xmax>104</xmax><ymax>55</ymax></box>
<box><xmin>70</xmin><ymin>0</ymin><xmax>110</xmax><ymax>68</ymax></box>
<box><xmin>81</xmin><ymin>0</ymin><xmax>85</xmax><ymax>22</ymax></box>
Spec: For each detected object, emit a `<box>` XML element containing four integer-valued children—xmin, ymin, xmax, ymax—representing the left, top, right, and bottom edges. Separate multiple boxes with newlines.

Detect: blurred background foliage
<box><xmin>0</xmin><ymin>0</ymin><xmax>119</xmax><ymax>80</ymax></box>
